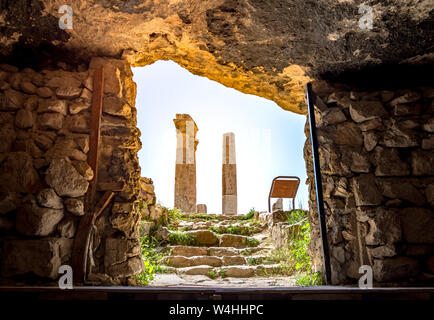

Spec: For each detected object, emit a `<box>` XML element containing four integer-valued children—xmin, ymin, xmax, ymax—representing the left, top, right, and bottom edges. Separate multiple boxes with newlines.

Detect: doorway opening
<box><xmin>132</xmin><ymin>60</ymin><xmax>320</xmax><ymax>287</ymax></box>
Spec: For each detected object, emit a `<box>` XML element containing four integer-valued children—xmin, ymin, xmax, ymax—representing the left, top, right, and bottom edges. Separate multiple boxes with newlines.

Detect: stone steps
<box><xmin>168</xmin><ymin>229</ymin><xmax>261</xmax><ymax>248</ymax></box>
<box><xmin>163</xmin><ymin>255</ymin><xmax>248</xmax><ymax>268</ymax></box>
<box><xmin>156</xmin><ymin>213</ymin><xmax>289</xmax><ymax>280</ymax></box>
<box><xmin>168</xmin><ymin>245</ymin><xmax>272</xmax><ymax>257</ymax></box>
<box><xmin>174</xmin><ymin>264</ymin><xmax>283</xmax><ymax>278</ymax></box>
<box><xmin>162</xmin><ymin>253</ymin><xmax>274</xmax><ymax>268</ymax></box>
<box><xmin>180</xmin><ymin>213</ymin><xmax>244</xmax><ymax>221</ymax></box>
<box><xmin>172</xmin><ymin>221</ymin><xmax>265</xmax><ymax>233</ymax></box>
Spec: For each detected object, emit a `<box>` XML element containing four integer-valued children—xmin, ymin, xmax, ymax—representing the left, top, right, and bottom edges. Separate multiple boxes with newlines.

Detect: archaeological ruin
<box><xmin>222</xmin><ymin>132</ymin><xmax>237</xmax><ymax>215</ymax></box>
<box><xmin>174</xmin><ymin>114</ymin><xmax>198</xmax><ymax>213</ymax></box>
<box><xmin>0</xmin><ymin>0</ymin><xmax>432</xmax><ymax>291</ymax></box>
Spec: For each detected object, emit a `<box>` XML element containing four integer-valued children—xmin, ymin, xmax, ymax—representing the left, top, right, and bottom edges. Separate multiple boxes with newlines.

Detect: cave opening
<box><xmin>131</xmin><ymin>60</ymin><xmax>315</xmax><ymax>287</ymax></box>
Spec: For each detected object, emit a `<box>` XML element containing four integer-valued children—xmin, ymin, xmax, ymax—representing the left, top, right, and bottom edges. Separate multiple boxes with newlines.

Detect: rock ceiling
<box><xmin>1</xmin><ymin>0</ymin><xmax>432</xmax><ymax>113</ymax></box>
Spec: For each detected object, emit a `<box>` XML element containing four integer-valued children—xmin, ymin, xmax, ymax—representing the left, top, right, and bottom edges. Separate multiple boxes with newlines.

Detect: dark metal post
<box><xmin>306</xmin><ymin>83</ymin><xmax>332</xmax><ymax>285</ymax></box>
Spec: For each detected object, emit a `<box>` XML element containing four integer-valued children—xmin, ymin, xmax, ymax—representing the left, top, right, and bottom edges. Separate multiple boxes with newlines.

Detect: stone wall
<box><xmin>1</xmin><ymin>54</ymin><xmax>432</xmax><ymax>287</ymax></box>
<box><xmin>0</xmin><ymin>57</ymin><xmax>145</xmax><ymax>285</ymax></box>
<box><xmin>304</xmin><ymin>82</ymin><xmax>434</xmax><ymax>285</ymax></box>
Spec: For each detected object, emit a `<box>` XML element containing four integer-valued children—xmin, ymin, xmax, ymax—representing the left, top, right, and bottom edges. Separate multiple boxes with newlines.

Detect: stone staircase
<box><xmin>149</xmin><ymin>213</ymin><xmax>297</xmax><ymax>287</ymax></box>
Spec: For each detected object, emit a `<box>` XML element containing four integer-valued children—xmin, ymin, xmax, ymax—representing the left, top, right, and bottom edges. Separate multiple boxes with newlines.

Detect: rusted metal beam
<box><xmin>71</xmin><ymin>68</ymin><xmax>105</xmax><ymax>283</ymax></box>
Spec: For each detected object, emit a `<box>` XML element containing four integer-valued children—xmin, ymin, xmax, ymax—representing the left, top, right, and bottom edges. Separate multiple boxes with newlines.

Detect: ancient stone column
<box><xmin>222</xmin><ymin>132</ymin><xmax>237</xmax><ymax>215</ymax></box>
<box><xmin>173</xmin><ymin>114</ymin><xmax>198</xmax><ymax>213</ymax></box>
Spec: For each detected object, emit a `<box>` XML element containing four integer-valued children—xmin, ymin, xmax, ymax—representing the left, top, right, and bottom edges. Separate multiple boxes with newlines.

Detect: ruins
<box><xmin>173</xmin><ymin>114</ymin><xmax>198</xmax><ymax>213</ymax></box>
<box><xmin>222</xmin><ymin>132</ymin><xmax>237</xmax><ymax>215</ymax></box>
<box><xmin>0</xmin><ymin>0</ymin><xmax>432</xmax><ymax>288</ymax></box>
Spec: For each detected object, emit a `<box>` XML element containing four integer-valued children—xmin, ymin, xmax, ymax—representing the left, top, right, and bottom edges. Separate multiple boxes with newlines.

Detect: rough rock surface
<box><xmin>1</xmin><ymin>1</ymin><xmax>432</xmax><ymax>113</ymax></box>
<box><xmin>36</xmin><ymin>188</ymin><xmax>63</xmax><ymax>209</ymax></box>
<box><xmin>16</xmin><ymin>196</ymin><xmax>64</xmax><ymax>236</ymax></box>
<box><xmin>400</xmin><ymin>208</ymin><xmax>434</xmax><ymax>244</ymax></box>
<box><xmin>45</xmin><ymin>158</ymin><xmax>89</xmax><ymax>197</ymax></box>
<box><xmin>0</xmin><ymin>192</ymin><xmax>20</xmax><ymax>214</ymax></box>
<box><xmin>0</xmin><ymin>58</ymin><xmax>142</xmax><ymax>285</ymax></box>
<box><xmin>64</xmin><ymin>198</ymin><xmax>84</xmax><ymax>216</ymax></box>
<box><xmin>104</xmin><ymin>238</ymin><xmax>143</xmax><ymax>277</ymax></box>
<box><xmin>57</xmin><ymin>217</ymin><xmax>77</xmax><ymax>238</ymax></box>
<box><xmin>0</xmin><ymin>152</ymin><xmax>42</xmax><ymax>193</ymax></box>
<box><xmin>0</xmin><ymin>4</ymin><xmax>432</xmax><ymax>286</ymax></box>
<box><xmin>171</xmin><ymin>246</ymin><xmax>207</xmax><ymax>257</ymax></box>
<box><xmin>304</xmin><ymin>84</ymin><xmax>434</xmax><ymax>285</ymax></box>
<box><xmin>187</xmin><ymin>230</ymin><xmax>219</xmax><ymax>246</ymax></box>
<box><xmin>373</xmin><ymin>257</ymin><xmax>420</xmax><ymax>282</ymax></box>
<box><xmin>1</xmin><ymin>238</ymin><xmax>72</xmax><ymax>279</ymax></box>
<box><xmin>219</xmin><ymin>234</ymin><xmax>248</xmax><ymax>248</ymax></box>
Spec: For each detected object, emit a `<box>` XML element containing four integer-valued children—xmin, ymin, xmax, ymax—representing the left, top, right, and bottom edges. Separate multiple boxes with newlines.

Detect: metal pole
<box><xmin>306</xmin><ymin>83</ymin><xmax>332</xmax><ymax>285</ymax></box>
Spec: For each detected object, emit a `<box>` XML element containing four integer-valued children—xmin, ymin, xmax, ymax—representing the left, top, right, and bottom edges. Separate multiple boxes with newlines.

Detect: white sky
<box><xmin>133</xmin><ymin>61</ymin><xmax>309</xmax><ymax>214</ymax></box>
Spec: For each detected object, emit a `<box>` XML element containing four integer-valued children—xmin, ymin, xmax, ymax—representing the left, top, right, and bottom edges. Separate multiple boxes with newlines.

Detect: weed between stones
<box><xmin>136</xmin><ymin>236</ymin><xmax>167</xmax><ymax>285</ymax></box>
<box><xmin>246</xmin><ymin>237</ymin><xmax>260</xmax><ymax>247</ymax></box>
<box><xmin>168</xmin><ymin>231</ymin><xmax>196</xmax><ymax>245</ymax></box>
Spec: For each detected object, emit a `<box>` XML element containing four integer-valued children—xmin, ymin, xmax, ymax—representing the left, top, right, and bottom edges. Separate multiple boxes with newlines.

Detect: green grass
<box><xmin>295</xmin><ymin>271</ymin><xmax>323</xmax><ymax>286</ymax></box>
<box><xmin>208</xmin><ymin>225</ymin><xmax>220</xmax><ymax>234</ymax></box>
<box><xmin>246</xmin><ymin>237</ymin><xmax>259</xmax><ymax>247</ymax></box>
<box><xmin>244</xmin><ymin>210</ymin><xmax>323</xmax><ymax>285</ymax></box>
<box><xmin>290</xmin><ymin>223</ymin><xmax>311</xmax><ymax>272</ymax></box>
<box><xmin>286</xmin><ymin>209</ymin><xmax>308</xmax><ymax>225</ymax></box>
<box><xmin>219</xmin><ymin>269</ymin><xmax>227</xmax><ymax>278</ymax></box>
<box><xmin>136</xmin><ymin>236</ymin><xmax>165</xmax><ymax>285</ymax></box>
<box><xmin>227</xmin><ymin>225</ymin><xmax>253</xmax><ymax>236</ymax></box>
<box><xmin>248</xmin><ymin>219</ymin><xmax>261</xmax><ymax>227</ymax></box>
<box><xmin>207</xmin><ymin>269</ymin><xmax>227</xmax><ymax>279</ymax></box>
<box><xmin>208</xmin><ymin>225</ymin><xmax>255</xmax><ymax>236</ymax></box>
<box><xmin>157</xmin><ymin>266</ymin><xmax>173</xmax><ymax>274</ymax></box>
<box><xmin>286</xmin><ymin>212</ymin><xmax>324</xmax><ymax>286</ymax></box>
<box><xmin>167</xmin><ymin>231</ymin><xmax>196</xmax><ymax>245</ymax></box>
<box><xmin>239</xmin><ymin>249</ymin><xmax>251</xmax><ymax>256</ymax></box>
<box><xmin>136</xmin><ymin>198</ymin><xmax>148</xmax><ymax>214</ymax></box>
<box><xmin>240</xmin><ymin>208</ymin><xmax>255</xmax><ymax>220</ymax></box>
<box><xmin>265</xmin><ymin>247</ymin><xmax>297</xmax><ymax>276</ymax></box>
<box><xmin>192</xmin><ymin>213</ymin><xmax>218</xmax><ymax>221</ymax></box>
<box><xmin>167</xmin><ymin>207</ymin><xmax>183</xmax><ymax>221</ymax></box>
<box><xmin>246</xmin><ymin>256</ymin><xmax>261</xmax><ymax>266</ymax></box>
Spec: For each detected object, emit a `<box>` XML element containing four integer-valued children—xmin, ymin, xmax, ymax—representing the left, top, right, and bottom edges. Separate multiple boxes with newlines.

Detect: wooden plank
<box><xmin>72</xmin><ymin>191</ymin><xmax>113</xmax><ymax>284</ymax></box>
<box><xmin>85</xmin><ymin>67</ymin><xmax>104</xmax><ymax>210</ymax></box>
<box><xmin>93</xmin><ymin>191</ymin><xmax>115</xmax><ymax>223</ymax></box>
<box><xmin>71</xmin><ymin>68</ymin><xmax>104</xmax><ymax>283</ymax></box>
<box><xmin>97</xmin><ymin>181</ymin><xmax>125</xmax><ymax>192</ymax></box>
